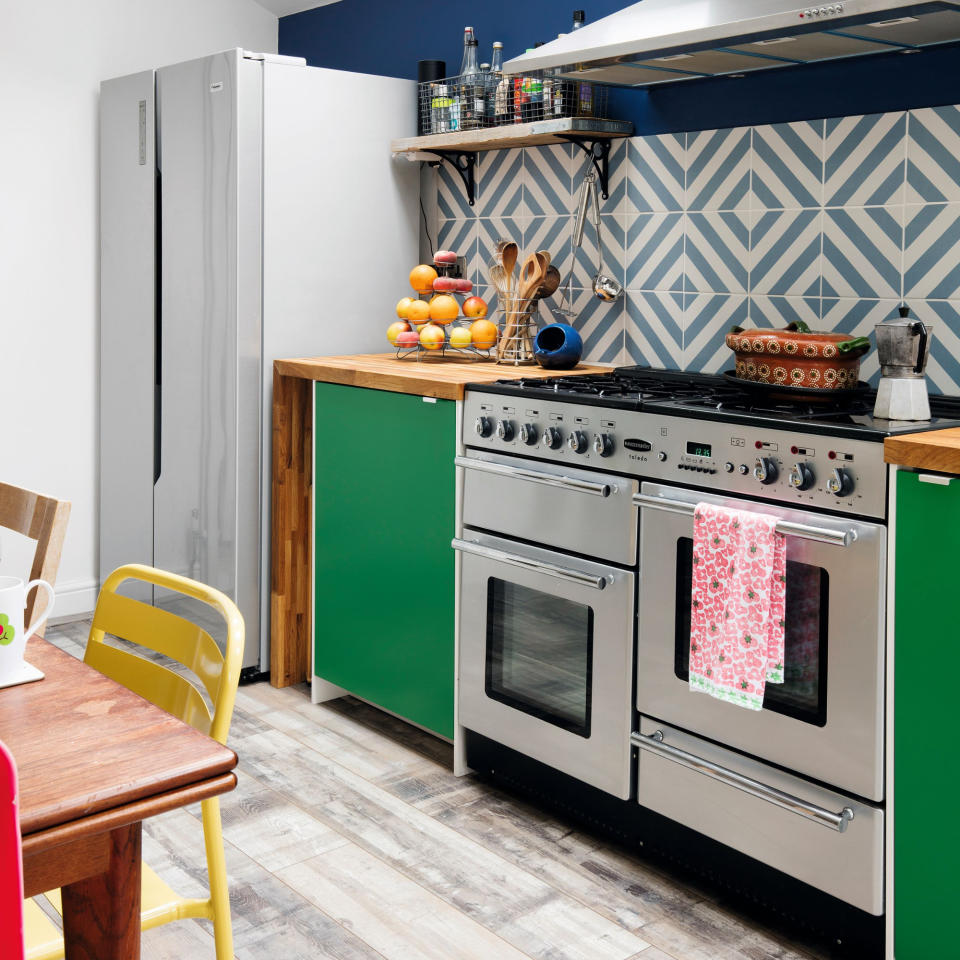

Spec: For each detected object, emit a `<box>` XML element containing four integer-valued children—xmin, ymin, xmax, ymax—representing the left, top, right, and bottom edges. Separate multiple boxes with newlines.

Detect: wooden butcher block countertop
<box><xmin>885</xmin><ymin>427</ymin><xmax>960</xmax><ymax>474</ymax></box>
<box><xmin>274</xmin><ymin>353</ymin><xmax>609</xmax><ymax>401</ymax></box>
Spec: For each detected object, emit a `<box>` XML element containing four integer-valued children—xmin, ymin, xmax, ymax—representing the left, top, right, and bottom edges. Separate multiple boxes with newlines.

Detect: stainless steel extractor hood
<box><xmin>504</xmin><ymin>0</ymin><xmax>960</xmax><ymax>87</ymax></box>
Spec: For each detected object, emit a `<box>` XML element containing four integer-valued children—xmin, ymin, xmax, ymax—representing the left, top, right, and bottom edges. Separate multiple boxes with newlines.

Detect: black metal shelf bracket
<box><xmin>427</xmin><ymin>150</ymin><xmax>477</xmax><ymax>206</ymax></box>
<box><xmin>559</xmin><ymin>136</ymin><xmax>613</xmax><ymax>200</ymax></box>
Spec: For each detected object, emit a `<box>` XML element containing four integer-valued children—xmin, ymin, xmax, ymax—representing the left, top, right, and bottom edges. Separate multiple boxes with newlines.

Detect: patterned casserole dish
<box><xmin>725</xmin><ymin>321</ymin><xmax>871</xmax><ymax>390</ymax></box>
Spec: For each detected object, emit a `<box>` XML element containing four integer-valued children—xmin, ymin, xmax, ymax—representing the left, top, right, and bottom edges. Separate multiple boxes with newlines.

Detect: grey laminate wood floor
<box><xmin>45</xmin><ymin>620</ymin><xmax>831</xmax><ymax>960</ymax></box>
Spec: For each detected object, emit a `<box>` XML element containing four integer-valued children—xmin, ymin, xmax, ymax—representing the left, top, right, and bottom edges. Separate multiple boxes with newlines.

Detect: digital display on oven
<box><xmin>686</xmin><ymin>441</ymin><xmax>712</xmax><ymax>458</ymax></box>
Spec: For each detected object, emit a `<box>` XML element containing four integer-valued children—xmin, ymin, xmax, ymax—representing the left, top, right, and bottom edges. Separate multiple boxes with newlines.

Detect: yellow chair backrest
<box><xmin>84</xmin><ymin>564</ymin><xmax>244</xmax><ymax>746</ymax></box>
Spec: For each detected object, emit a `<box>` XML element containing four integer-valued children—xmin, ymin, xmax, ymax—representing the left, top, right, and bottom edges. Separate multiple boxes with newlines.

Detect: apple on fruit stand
<box><xmin>462</xmin><ymin>296</ymin><xmax>487</xmax><ymax>318</ymax></box>
<box><xmin>395</xmin><ymin>329</ymin><xmax>420</xmax><ymax>349</ymax></box>
<box><xmin>386</xmin><ymin>320</ymin><xmax>410</xmax><ymax>346</ymax></box>
<box><xmin>419</xmin><ymin>324</ymin><xmax>446</xmax><ymax>351</ymax></box>
<box><xmin>449</xmin><ymin>326</ymin><xmax>472</xmax><ymax>349</ymax></box>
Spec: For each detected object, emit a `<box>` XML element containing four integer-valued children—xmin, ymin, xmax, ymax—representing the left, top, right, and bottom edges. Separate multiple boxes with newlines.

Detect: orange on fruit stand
<box><xmin>409</xmin><ymin>264</ymin><xmax>438</xmax><ymax>295</ymax></box>
<box><xmin>396</xmin><ymin>297</ymin><xmax>414</xmax><ymax>319</ymax></box>
<box><xmin>470</xmin><ymin>318</ymin><xmax>498</xmax><ymax>350</ymax></box>
<box><xmin>406</xmin><ymin>299</ymin><xmax>431</xmax><ymax>325</ymax></box>
<box><xmin>429</xmin><ymin>294</ymin><xmax>459</xmax><ymax>324</ymax></box>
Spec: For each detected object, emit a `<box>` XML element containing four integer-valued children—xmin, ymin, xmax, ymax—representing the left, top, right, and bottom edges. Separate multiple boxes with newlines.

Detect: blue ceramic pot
<box><xmin>534</xmin><ymin>323</ymin><xmax>583</xmax><ymax>370</ymax></box>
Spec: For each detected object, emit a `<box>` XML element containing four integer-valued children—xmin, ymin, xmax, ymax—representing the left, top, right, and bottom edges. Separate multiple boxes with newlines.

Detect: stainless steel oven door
<box><xmin>636</xmin><ymin>482</ymin><xmax>886</xmax><ymax>801</ymax></box>
<box><xmin>455</xmin><ymin>531</ymin><xmax>635</xmax><ymax>799</ymax></box>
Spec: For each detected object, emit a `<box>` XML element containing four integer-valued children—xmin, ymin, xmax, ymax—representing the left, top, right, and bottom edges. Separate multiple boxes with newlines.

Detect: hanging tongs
<box><xmin>558</xmin><ymin>172</ymin><xmax>596</xmax><ymax>316</ymax></box>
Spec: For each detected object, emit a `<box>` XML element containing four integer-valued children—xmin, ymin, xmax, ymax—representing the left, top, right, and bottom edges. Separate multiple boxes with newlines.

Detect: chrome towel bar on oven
<box><xmin>632</xmin><ymin>494</ymin><xmax>857</xmax><ymax>547</ymax></box>
<box><xmin>631</xmin><ymin>730</ymin><xmax>855</xmax><ymax>833</ymax></box>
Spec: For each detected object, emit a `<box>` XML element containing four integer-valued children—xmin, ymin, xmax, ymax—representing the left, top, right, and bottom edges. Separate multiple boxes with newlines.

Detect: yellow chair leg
<box><xmin>201</xmin><ymin>797</ymin><xmax>233</xmax><ymax>960</ymax></box>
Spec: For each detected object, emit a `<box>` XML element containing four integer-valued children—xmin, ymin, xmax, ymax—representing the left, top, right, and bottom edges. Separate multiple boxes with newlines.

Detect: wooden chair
<box><xmin>0</xmin><ymin>484</ymin><xmax>71</xmax><ymax>638</ymax></box>
<box><xmin>24</xmin><ymin>564</ymin><xmax>244</xmax><ymax>960</ymax></box>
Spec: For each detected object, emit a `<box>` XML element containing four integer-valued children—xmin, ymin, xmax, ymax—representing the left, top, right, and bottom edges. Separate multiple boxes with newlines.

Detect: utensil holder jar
<box><xmin>496</xmin><ymin>294</ymin><xmax>540</xmax><ymax>366</ymax></box>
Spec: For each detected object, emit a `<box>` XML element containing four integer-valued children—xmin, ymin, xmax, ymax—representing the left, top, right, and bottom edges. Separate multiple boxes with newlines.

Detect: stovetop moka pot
<box><xmin>873</xmin><ymin>304</ymin><xmax>932</xmax><ymax>420</ymax></box>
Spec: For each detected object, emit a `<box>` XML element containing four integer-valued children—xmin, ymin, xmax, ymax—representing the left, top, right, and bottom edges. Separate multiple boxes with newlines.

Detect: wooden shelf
<box><xmin>391</xmin><ymin>117</ymin><xmax>633</xmax><ymax>156</ymax></box>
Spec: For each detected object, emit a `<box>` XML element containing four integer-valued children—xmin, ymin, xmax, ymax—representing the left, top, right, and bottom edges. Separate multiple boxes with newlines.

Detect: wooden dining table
<box><xmin>0</xmin><ymin>639</ymin><xmax>238</xmax><ymax>959</ymax></box>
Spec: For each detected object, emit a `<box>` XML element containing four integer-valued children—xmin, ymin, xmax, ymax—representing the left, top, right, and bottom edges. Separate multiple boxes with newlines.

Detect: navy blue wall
<box><xmin>279</xmin><ymin>0</ymin><xmax>960</xmax><ymax>134</ymax></box>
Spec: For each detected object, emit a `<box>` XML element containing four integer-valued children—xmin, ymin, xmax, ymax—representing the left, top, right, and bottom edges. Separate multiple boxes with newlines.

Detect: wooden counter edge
<box><xmin>885</xmin><ymin>427</ymin><xmax>960</xmax><ymax>475</ymax></box>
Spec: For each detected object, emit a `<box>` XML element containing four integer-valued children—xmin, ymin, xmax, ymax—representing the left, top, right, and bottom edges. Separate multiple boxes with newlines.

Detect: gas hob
<box><xmin>463</xmin><ymin>366</ymin><xmax>960</xmax><ymax>521</ymax></box>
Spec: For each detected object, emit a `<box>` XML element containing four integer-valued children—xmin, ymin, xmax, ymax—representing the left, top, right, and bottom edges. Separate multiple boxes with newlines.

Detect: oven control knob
<box><xmin>657</xmin><ymin>451</ymin><xmax>668</xmax><ymax>462</ymax></box>
<box><xmin>724</xmin><ymin>462</ymin><xmax>735</xmax><ymax>473</ymax></box>
<box><xmin>593</xmin><ymin>432</ymin><xmax>614</xmax><ymax>457</ymax></box>
<box><xmin>738</xmin><ymin>463</ymin><xmax>749</xmax><ymax>475</ymax></box>
<box><xmin>519</xmin><ymin>423</ymin><xmax>538</xmax><ymax>446</ymax></box>
<box><xmin>567</xmin><ymin>430</ymin><xmax>588</xmax><ymax>454</ymax></box>
<box><xmin>496</xmin><ymin>419</ymin><xmax>515</xmax><ymax>442</ymax></box>
<box><xmin>753</xmin><ymin>457</ymin><xmax>779</xmax><ymax>485</ymax></box>
<box><xmin>542</xmin><ymin>427</ymin><xmax>562</xmax><ymax>450</ymax></box>
<box><xmin>827</xmin><ymin>467</ymin><xmax>855</xmax><ymax>498</ymax></box>
<box><xmin>475</xmin><ymin>416</ymin><xmax>493</xmax><ymax>438</ymax></box>
<box><xmin>788</xmin><ymin>462</ymin><xmax>815</xmax><ymax>491</ymax></box>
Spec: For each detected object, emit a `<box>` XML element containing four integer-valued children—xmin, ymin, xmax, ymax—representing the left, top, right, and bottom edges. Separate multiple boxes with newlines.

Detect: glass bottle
<box><xmin>572</xmin><ymin>9</ymin><xmax>585</xmax><ymax>29</ymax></box>
<box><xmin>459</xmin><ymin>34</ymin><xmax>482</xmax><ymax>130</ymax></box>
<box><xmin>491</xmin><ymin>41</ymin><xmax>511</xmax><ymax>126</ymax></box>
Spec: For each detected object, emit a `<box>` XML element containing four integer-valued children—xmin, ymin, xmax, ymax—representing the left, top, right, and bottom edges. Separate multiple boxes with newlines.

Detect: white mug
<box><xmin>0</xmin><ymin>576</ymin><xmax>55</xmax><ymax>684</ymax></box>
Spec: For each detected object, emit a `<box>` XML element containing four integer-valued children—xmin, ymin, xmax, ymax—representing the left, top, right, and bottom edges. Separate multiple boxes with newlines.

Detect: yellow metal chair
<box><xmin>24</xmin><ymin>564</ymin><xmax>244</xmax><ymax>960</ymax></box>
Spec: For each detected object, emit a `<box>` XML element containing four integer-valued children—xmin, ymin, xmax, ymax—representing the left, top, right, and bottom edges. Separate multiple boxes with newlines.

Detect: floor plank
<box><xmin>43</xmin><ymin>621</ymin><xmax>832</xmax><ymax>960</ymax></box>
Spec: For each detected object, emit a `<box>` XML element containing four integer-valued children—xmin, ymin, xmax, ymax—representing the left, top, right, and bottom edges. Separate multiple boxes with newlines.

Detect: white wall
<box><xmin>0</xmin><ymin>0</ymin><xmax>278</xmax><ymax>618</ymax></box>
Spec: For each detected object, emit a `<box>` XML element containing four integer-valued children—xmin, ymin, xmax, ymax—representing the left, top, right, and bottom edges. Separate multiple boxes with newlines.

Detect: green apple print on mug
<box><xmin>0</xmin><ymin>614</ymin><xmax>14</xmax><ymax>646</ymax></box>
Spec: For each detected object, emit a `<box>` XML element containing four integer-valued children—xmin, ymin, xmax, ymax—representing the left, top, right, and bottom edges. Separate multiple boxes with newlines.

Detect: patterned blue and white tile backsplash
<box><xmin>432</xmin><ymin>103</ymin><xmax>960</xmax><ymax>394</ymax></box>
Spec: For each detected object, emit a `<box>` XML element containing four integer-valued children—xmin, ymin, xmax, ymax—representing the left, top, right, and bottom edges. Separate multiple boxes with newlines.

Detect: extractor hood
<box><xmin>503</xmin><ymin>0</ymin><xmax>960</xmax><ymax>87</ymax></box>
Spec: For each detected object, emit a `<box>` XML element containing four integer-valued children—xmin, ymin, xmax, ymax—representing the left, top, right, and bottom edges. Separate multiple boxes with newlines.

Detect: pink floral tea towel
<box><xmin>689</xmin><ymin>502</ymin><xmax>786</xmax><ymax>710</ymax></box>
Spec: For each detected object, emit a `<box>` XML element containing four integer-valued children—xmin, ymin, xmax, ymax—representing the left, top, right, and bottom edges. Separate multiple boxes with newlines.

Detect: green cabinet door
<box><xmin>313</xmin><ymin>382</ymin><xmax>455</xmax><ymax>739</ymax></box>
<box><xmin>894</xmin><ymin>469</ymin><xmax>960</xmax><ymax>957</ymax></box>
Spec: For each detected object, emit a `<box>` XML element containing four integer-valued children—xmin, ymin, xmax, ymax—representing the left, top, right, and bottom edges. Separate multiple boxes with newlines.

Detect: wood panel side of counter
<box><xmin>885</xmin><ymin>427</ymin><xmax>960</xmax><ymax>474</ymax></box>
<box><xmin>271</xmin><ymin>372</ymin><xmax>312</xmax><ymax>687</ymax></box>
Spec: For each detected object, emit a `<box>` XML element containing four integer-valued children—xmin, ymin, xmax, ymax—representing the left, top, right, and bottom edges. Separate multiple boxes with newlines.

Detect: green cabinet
<box><xmin>313</xmin><ymin>382</ymin><xmax>455</xmax><ymax>739</ymax></box>
<box><xmin>894</xmin><ymin>468</ymin><xmax>960</xmax><ymax>958</ymax></box>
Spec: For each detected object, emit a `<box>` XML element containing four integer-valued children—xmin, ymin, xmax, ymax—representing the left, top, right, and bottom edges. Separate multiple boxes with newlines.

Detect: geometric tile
<box><xmin>821</xmin><ymin>206</ymin><xmax>903</xmax><ymax>299</ymax></box>
<box><xmin>476</xmin><ymin>148</ymin><xmax>525</xmax><ymax>219</ymax></box>
<box><xmin>749</xmin><ymin>209</ymin><xmax>822</xmax><ymax>297</ymax></box>
<box><xmin>437</xmin><ymin>154</ymin><xmax>480</xmax><ymax>220</ymax></box>
<box><xmin>751</xmin><ymin>120</ymin><xmax>824</xmax><ymax>209</ymax></box>
<box><xmin>542</xmin><ymin>287</ymin><xmax>625</xmax><ymax>365</ymax></box>
<box><xmin>748</xmin><ymin>295</ymin><xmax>821</xmax><ymax>331</ymax></box>
<box><xmin>524</xmin><ymin>143</ymin><xmax>577</xmax><ymax>218</ymax></box>
<box><xmin>624</xmin><ymin>213</ymin><xmax>684</xmax><ymax>291</ymax></box>
<box><xmin>907</xmin><ymin>106</ymin><xmax>960</xmax><ymax>205</ymax></box>
<box><xmin>903</xmin><ymin>203</ymin><xmax>960</xmax><ymax>301</ymax></box>
<box><xmin>824</xmin><ymin>112</ymin><xmax>906</xmax><ymax>207</ymax></box>
<box><xmin>624</xmin><ymin>133</ymin><xmax>686</xmax><ymax>213</ymax></box>
<box><xmin>683</xmin><ymin>293</ymin><xmax>748</xmax><ymax>374</ymax></box>
<box><xmin>922</xmin><ymin>301</ymin><xmax>960</xmax><ymax>395</ymax></box>
<box><xmin>437</xmin><ymin>219</ymin><xmax>479</xmax><ymax>283</ymax></box>
<box><xmin>571</xmin><ymin>214</ymin><xmax>625</xmax><ymax>291</ymax></box>
<box><xmin>684</xmin><ymin>211</ymin><xmax>750</xmax><ymax>293</ymax></box>
<box><xmin>819</xmin><ymin>298</ymin><xmax>900</xmax><ymax>387</ymax></box>
<box><xmin>686</xmin><ymin>128</ymin><xmax>751</xmax><ymax>212</ymax></box>
<box><xmin>624</xmin><ymin>291</ymin><xmax>684</xmax><ymax>370</ymax></box>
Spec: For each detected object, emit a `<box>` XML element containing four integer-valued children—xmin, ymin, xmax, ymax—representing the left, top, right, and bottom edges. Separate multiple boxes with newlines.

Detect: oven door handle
<box><xmin>631</xmin><ymin>730</ymin><xmax>855</xmax><ymax>833</ymax></box>
<box><xmin>632</xmin><ymin>493</ymin><xmax>857</xmax><ymax>547</ymax></box>
<box><xmin>455</xmin><ymin>456</ymin><xmax>613</xmax><ymax>497</ymax></box>
<box><xmin>451</xmin><ymin>538</ymin><xmax>608</xmax><ymax>590</ymax></box>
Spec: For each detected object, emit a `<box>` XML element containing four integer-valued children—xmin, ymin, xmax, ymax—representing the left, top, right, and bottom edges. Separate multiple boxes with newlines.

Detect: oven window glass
<box><xmin>485</xmin><ymin>578</ymin><xmax>593</xmax><ymax>737</ymax></box>
<box><xmin>674</xmin><ymin>538</ymin><xmax>828</xmax><ymax>726</ymax></box>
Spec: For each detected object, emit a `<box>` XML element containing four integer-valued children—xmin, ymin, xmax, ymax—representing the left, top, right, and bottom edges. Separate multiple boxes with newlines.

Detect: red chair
<box><xmin>0</xmin><ymin>738</ymin><xmax>25</xmax><ymax>959</ymax></box>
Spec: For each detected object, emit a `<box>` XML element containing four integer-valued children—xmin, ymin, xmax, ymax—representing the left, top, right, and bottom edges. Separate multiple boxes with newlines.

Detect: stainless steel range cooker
<box><xmin>454</xmin><ymin>366</ymin><xmax>960</xmax><ymax>919</ymax></box>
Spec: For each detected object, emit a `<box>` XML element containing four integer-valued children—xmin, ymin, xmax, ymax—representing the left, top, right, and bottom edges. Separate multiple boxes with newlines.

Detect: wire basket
<box><xmin>494</xmin><ymin>293</ymin><xmax>540</xmax><ymax>366</ymax></box>
<box><xmin>419</xmin><ymin>72</ymin><xmax>609</xmax><ymax>134</ymax></box>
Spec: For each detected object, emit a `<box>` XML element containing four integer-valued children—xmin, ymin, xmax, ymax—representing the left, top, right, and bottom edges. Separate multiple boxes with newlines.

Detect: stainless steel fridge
<box><xmin>99</xmin><ymin>49</ymin><xmax>419</xmax><ymax>675</ymax></box>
